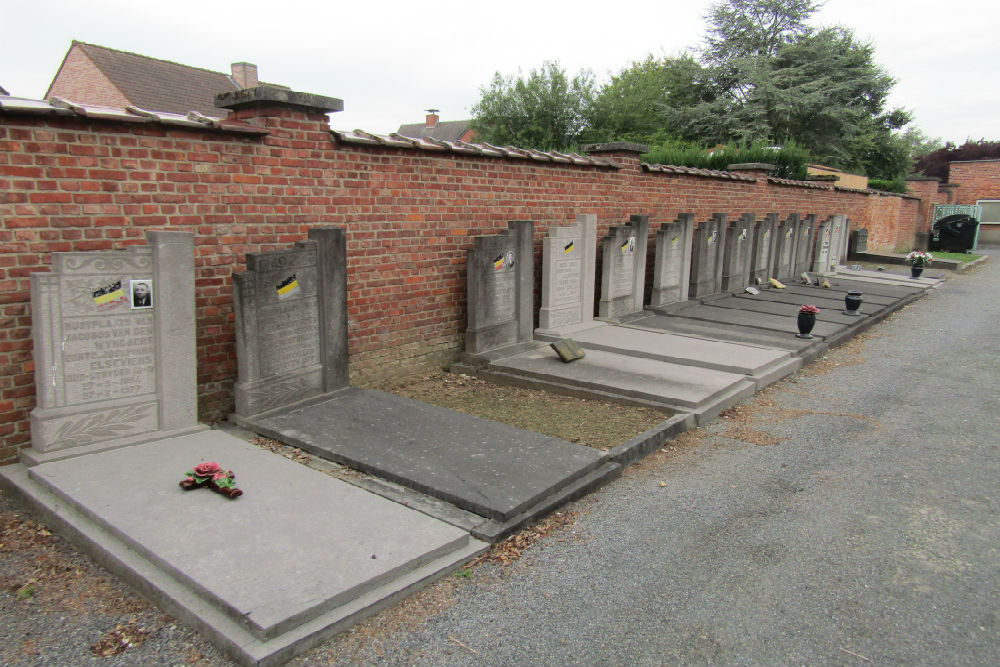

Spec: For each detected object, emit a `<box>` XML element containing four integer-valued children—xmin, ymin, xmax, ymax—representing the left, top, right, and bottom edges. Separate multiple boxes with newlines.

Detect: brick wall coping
<box><xmin>949</xmin><ymin>158</ymin><xmax>1000</xmax><ymax>165</ymax></box>
<box><xmin>0</xmin><ymin>95</ymin><xmax>269</xmax><ymax>135</ymax></box>
<box><xmin>642</xmin><ymin>163</ymin><xmax>756</xmax><ymax>182</ymax></box>
<box><xmin>330</xmin><ymin>129</ymin><xmax>618</xmax><ymax>168</ymax></box>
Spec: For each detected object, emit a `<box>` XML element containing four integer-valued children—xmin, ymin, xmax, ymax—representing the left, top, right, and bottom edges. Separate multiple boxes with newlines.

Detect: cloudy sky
<box><xmin>2</xmin><ymin>0</ymin><xmax>995</xmax><ymax>144</ymax></box>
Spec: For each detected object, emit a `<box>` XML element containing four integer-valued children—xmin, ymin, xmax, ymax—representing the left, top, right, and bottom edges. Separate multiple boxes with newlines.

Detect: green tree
<box><xmin>583</xmin><ymin>55</ymin><xmax>708</xmax><ymax>143</ymax></box>
<box><xmin>470</xmin><ymin>61</ymin><xmax>596</xmax><ymax>151</ymax></box>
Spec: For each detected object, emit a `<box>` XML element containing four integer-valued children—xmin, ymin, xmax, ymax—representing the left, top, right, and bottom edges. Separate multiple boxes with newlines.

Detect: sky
<box><xmin>1</xmin><ymin>0</ymin><xmax>996</xmax><ymax>145</ymax></box>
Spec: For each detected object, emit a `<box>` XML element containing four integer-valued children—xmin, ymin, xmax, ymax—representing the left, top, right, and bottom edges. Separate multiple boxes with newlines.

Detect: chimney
<box><xmin>231</xmin><ymin>62</ymin><xmax>259</xmax><ymax>89</ymax></box>
<box><xmin>425</xmin><ymin>108</ymin><xmax>440</xmax><ymax>128</ymax></box>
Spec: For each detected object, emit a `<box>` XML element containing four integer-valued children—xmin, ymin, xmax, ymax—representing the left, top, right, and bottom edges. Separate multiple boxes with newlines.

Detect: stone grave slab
<box><xmin>732</xmin><ymin>288</ymin><xmax>895</xmax><ymax>317</ymax></box>
<box><xmin>649</xmin><ymin>213</ymin><xmax>695</xmax><ymax>309</ymax></box>
<box><xmin>567</xmin><ymin>325</ymin><xmax>800</xmax><ymax>388</ymax></box>
<box><xmin>242</xmin><ymin>387</ymin><xmax>618</xmax><ymax>527</ymax></box>
<box><xmin>629</xmin><ymin>311</ymin><xmax>823</xmax><ymax>353</ymax></box>
<box><xmin>24</xmin><ymin>231</ymin><xmax>204</xmax><ymax>465</ymax></box>
<box><xmin>485</xmin><ymin>347</ymin><xmax>755</xmax><ymax>424</ymax></box>
<box><xmin>707</xmin><ymin>295</ymin><xmax>870</xmax><ymax>324</ymax></box>
<box><xmin>598</xmin><ymin>215</ymin><xmax>649</xmax><ymax>320</ymax></box>
<box><xmin>821</xmin><ymin>275</ymin><xmax>931</xmax><ymax>297</ymax></box>
<box><xmin>1</xmin><ymin>430</ymin><xmax>485</xmax><ymax>667</ymax></box>
<box><xmin>657</xmin><ymin>303</ymin><xmax>843</xmax><ymax>338</ymax></box>
<box><xmin>833</xmin><ymin>267</ymin><xmax>943</xmax><ymax>288</ymax></box>
<box><xmin>536</xmin><ymin>214</ymin><xmax>600</xmax><ymax>337</ymax></box>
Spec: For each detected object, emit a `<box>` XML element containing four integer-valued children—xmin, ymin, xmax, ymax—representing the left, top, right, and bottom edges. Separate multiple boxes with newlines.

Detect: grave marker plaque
<box><xmin>233</xmin><ymin>228</ymin><xmax>348</xmax><ymax>417</ymax></box>
<box><xmin>650</xmin><ymin>213</ymin><xmax>694</xmax><ymax>307</ymax></box>
<box><xmin>465</xmin><ymin>221</ymin><xmax>534</xmax><ymax>354</ymax></box>
<box><xmin>537</xmin><ymin>214</ymin><xmax>597</xmax><ymax>335</ymax></box>
<box><xmin>721</xmin><ymin>213</ymin><xmax>755</xmax><ymax>292</ymax></box>
<box><xmin>598</xmin><ymin>215</ymin><xmax>649</xmax><ymax>319</ymax></box>
<box><xmin>27</xmin><ymin>231</ymin><xmax>201</xmax><ymax>463</ymax></box>
<box><xmin>689</xmin><ymin>214</ymin><xmax>726</xmax><ymax>298</ymax></box>
<box><xmin>812</xmin><ymin>215</ymin><xmax>835</xmax><ymax>275</ymax></box>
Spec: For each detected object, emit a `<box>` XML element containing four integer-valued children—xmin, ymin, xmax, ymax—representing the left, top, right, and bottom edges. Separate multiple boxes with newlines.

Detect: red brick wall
<box><xmin>46</xmin><ymin>45</ymin><xmax>131</xmax><ymax>109</ymax></box>
<box><xmin>0</xmin><ymin>103</ymin><xmax>925</xmax><ymax>462</ymax></box>
<box><xmin>949</xmin><ymin>160</ymin><xmax>1000</xmax><ymax>205</ymax></box>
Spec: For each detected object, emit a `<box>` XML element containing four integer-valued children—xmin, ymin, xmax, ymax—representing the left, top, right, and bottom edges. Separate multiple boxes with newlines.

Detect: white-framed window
<box><xmin>977</xmin><ymin>200</ymin><xmax>1000</xmax><ymax>224</ymax></box>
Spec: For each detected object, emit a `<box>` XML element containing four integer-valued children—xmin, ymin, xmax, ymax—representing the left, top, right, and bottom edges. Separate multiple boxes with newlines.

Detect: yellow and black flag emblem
<box><xmin>92</xmin><ymin>280</ymin><xmax>124</xmax><ymax>307</ymax></box>
<box><xmin>276</xmin><ymin>274</ymin><xmax>300</xmax><ymax>299</ymax></box>
<box><xmin>563</xmin><ymin>241</ymin><xmax>575</xmax><ymax>254</ymax></box>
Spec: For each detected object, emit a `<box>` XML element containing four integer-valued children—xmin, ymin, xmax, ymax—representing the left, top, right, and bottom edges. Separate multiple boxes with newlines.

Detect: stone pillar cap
<box><xmin>215</xmin><ymin>85</ymin><xmax>344</xmax><ymax>113</ymax></box>
<box><xmin>581</xmin><ymin>141</ymin><xmax>649</xmax><ymax>155</ymax></box>
<box><xmin>726</xmin><ymin>162</ymin><xmax>776</xmax><ymax>172</ymax></box>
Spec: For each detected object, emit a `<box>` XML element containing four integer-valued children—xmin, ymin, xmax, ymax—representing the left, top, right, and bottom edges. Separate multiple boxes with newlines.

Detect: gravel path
<box><xmin>2</xmin><ymin>249</ymin><xmax>998</xmax><ymax>666</ymax></box>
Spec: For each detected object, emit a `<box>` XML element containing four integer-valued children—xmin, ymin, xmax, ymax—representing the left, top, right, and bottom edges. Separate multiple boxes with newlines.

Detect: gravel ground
<box><xmin>2</xmin><ymin>249</ymin><xmax>997</xmax><ymax>666</ymax></box>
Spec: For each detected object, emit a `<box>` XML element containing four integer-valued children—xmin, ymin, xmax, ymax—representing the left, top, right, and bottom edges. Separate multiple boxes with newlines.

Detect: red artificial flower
<box><xmin>193</xmin><ymin>462</ymin><xmax>222</xmax><ymax>478</ymax></box>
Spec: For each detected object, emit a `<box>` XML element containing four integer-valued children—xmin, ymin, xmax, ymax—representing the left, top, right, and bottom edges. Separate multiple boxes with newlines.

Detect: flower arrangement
<box><xmin>906</xmin><ymin>251</ymin><xmax>933</xmax><ymax>266</ymax></box>
<box><xmin>799</xmin><ymin>305</ymin><xmax>820</xmax><ymax>314</ymax></box>
<box><xmin>179</xmin><ymin>461</ymin><xmax>243</xmax><ymax>499</ymax></box>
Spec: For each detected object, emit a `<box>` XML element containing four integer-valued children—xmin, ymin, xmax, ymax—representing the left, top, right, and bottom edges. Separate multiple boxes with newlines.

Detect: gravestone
<box><xmin>232</xmin><ymin>227</ymin><xmax>348</xmax><ymax>417</ymax></box>
<box><xmin>598</xmin><ymin>215</ymin><xmax>649</xmax><ymax>319</ymax></box>
<box><xmin>812</xmin><ymin>215</ymin><xmax>838</xmax><ymax>276</ymax></box>
<box><xmin>849</xmin><ymin>228</ymin><xmax>869</xmax><ymax>257</ymax></box>
<box><xmin>689</xmin><ymin>214</ymin><xmax>726</xmax><ymax>298</ymax></box>
<box><xmin>464</xmin><ymin>220</ymin><xmax>534</xmax><ymax>355</ymax></box>
<box><xmin>792</xmin><ymin>214</ymin><xmax>816</xmax><ymax>277</ymax></box>
<box><xmin>26</xmin><ymin>231</ymin><xmax>202</xmax><ymax>465</ymax></box>
<box><xmin>833</xmin><ymin>214</ymin><xmax>851</xmax><ymax>265</ymax></box>
<box><xmin>649</xmin><ymin>213</ymin><xmax>695</xmax><ymax>308</ymax></box>
<box><xmin>750</xmin><ymin>213</ymin><xmax>776</xmax><ymax>284</ymax></box>
<box><xmin>720</xmin><ymin>213</ymin><xmax>755</xmax><ymax>292</ymax></box>
<box><xmin>536</xmin><ymin>214</ymin><xmax>598</xmax><ymax>336</ymax></box>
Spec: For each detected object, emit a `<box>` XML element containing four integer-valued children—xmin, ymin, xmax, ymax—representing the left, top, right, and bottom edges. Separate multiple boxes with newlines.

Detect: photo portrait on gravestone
<box><xmin>131</xmin><ymin>279</ymin><xmax>153</xmax><ymax>309</ymax></box>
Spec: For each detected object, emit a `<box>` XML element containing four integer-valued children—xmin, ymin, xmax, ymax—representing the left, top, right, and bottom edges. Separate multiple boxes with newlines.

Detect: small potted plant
<box><xmin>797</xmin><ymin>304</ymin><xmax>820</xmax><ymax>339</ymax></box>
<box><xmin>905</xmin><ymin>251</ymin><xmax>933</xmax><ymax>278</ymax></box>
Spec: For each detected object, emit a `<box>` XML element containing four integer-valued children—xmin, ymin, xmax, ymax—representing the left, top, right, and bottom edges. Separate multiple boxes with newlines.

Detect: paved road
<box><xmin>302</xmin><ymin>250</ymin><xmax>1000</xmax><ymax>666</ymax></box>
<box><xmin>3</xmin><ymin>250</ymin><xmax>997</xmax><ymax>667</ymax></box>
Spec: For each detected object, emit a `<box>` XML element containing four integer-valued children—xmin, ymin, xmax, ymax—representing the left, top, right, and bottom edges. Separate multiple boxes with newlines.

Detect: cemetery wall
<box><xmin>0</xmin><ymin>102</ymin><xmax>921</xmax><ymax>461</ymax></box>
<box><xmin>949</xmin><ymin>159</ymin><xmax>1000</xmax><ymax>206</ymax></box>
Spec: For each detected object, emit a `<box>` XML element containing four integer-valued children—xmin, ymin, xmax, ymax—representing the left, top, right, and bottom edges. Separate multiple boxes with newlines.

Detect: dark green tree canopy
<box><xmin>469</xmin><ymin>61</ymin><xmax>595</xmax><ymax>151</ymax></box>
<box><xmin>467</xmin><ymin>0</ymin><xmax>933</xmax><ymax>180</ymax></box>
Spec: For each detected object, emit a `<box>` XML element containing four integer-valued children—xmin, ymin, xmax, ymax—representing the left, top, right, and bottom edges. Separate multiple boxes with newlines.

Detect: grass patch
<box><xmin>929</xmin><ymin>251</ymin><xmax>982</xmax><ymax>263</ymax></box>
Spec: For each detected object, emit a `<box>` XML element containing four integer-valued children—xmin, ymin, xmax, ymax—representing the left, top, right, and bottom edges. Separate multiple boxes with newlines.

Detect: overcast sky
<box><xmin>2</xmin><ymin>0</ymin><xmax>995</xmax><ymax>145</ymax></box>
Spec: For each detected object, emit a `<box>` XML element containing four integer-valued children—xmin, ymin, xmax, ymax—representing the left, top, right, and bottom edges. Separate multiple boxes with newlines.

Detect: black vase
<box><xmin>844</xmin><ymin>290</ymin><xmax>863</xmax><ymax>316</ymax></box>
<box><xmin>796</xmin><ymin>312</ymin><xmax>816</xmax><ymax>339</ymax></box>
<box><xmin>911</xmin><ymin>265</ymin><xmax>924</xmax><ymax>278</ymax></box>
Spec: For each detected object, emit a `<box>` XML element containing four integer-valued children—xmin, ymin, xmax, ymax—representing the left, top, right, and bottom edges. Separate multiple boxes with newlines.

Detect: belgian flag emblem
<box><xmin>276</xmin><ymin>274</ymin><xmax>300</xmax><ymax>299</ymax></box>
<box><xmin>563</xmin><ymin>241</ymin><xmax>575</xmax><ymax>254</ymax></box>
<box><xmin>493</xmin><ymin>254</ymin><xmax>506</xmax><ymax>270</ymax></box>
<box><xmin>92</xmin><ymin>280</ymin><xmax>124</xmax><ymax>307</ymax></box>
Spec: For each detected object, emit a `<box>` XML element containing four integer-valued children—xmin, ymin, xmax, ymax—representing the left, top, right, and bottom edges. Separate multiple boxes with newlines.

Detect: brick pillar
<box><xmin>939</xmin><ymin>182</ymin><xmax>960</xmax><ymax>205</ymax></box>
<box><xmin>214</xmin><ymin>86</ymin><xmax>344</xmax><ymax>146</ymax></box>
<box><xmin>581</xmin><ymin>141</ymin><xmax>648</xmax><ymax>176</ymax></box>
<box><xmin>905</xmin><ymin>177</ymin><xmax>941</xmax><ymax>234</ymax></box>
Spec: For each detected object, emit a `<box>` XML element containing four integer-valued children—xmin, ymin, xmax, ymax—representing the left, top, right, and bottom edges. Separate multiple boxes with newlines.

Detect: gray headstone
<box><xmin>464</xmin><ymin>220</ymin><xmax>534</xmax><ymax>355</ymax></box>
<box><xmin>849</xmin><ymin>228</ymin><xmax>869</xmax><ymax>256</ymax></box>
<box><xmin>750</xmin><ymin>214</ymin><xmax>776</xmax><ymax>284</ymax></box>
<box><xmin>721</xmin><ymin>213</ymin><xmax>755</xmax><ymax>292</ymax></box>
<box><xmin>689</xmin><ymin>214</ymin><xmax>726</xmax><ymax>298</ymax></box>
<box><xmin>26</xmin><ymin>231</ymin><xmax>202</xmax><ymax>464</ymax></box>
<box><xmin>232</xmin><ymin>227</ymin><xmax>348</xmax><ymax>417</ymax></box>
<box><xmin>793</xmin><ymin>214</ymin><xmax>816</xmax><ymax>277</ymax></box>
<box><xmin>598</xmin><ymin>215</ymin><xmax>649</xmax><ymax>319</ymax></box>
<box><xmin>537</xmin><ymin>214</ymin><xmax>598</xmax><ymax>336</ymax></box>
<box><xmin>650</xmin><ymin>213</ymin><xmax>694</xmax><ymax>307</ymax></box>
<box><xmin>833</xmin><ymin>214</ymin><xmax>851</xmax><ymax>265</ymax></box>
<box><xmin>812</xmin><ymin>215</ymin><xmax>835</xmax><ymax>276</ymax></box>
